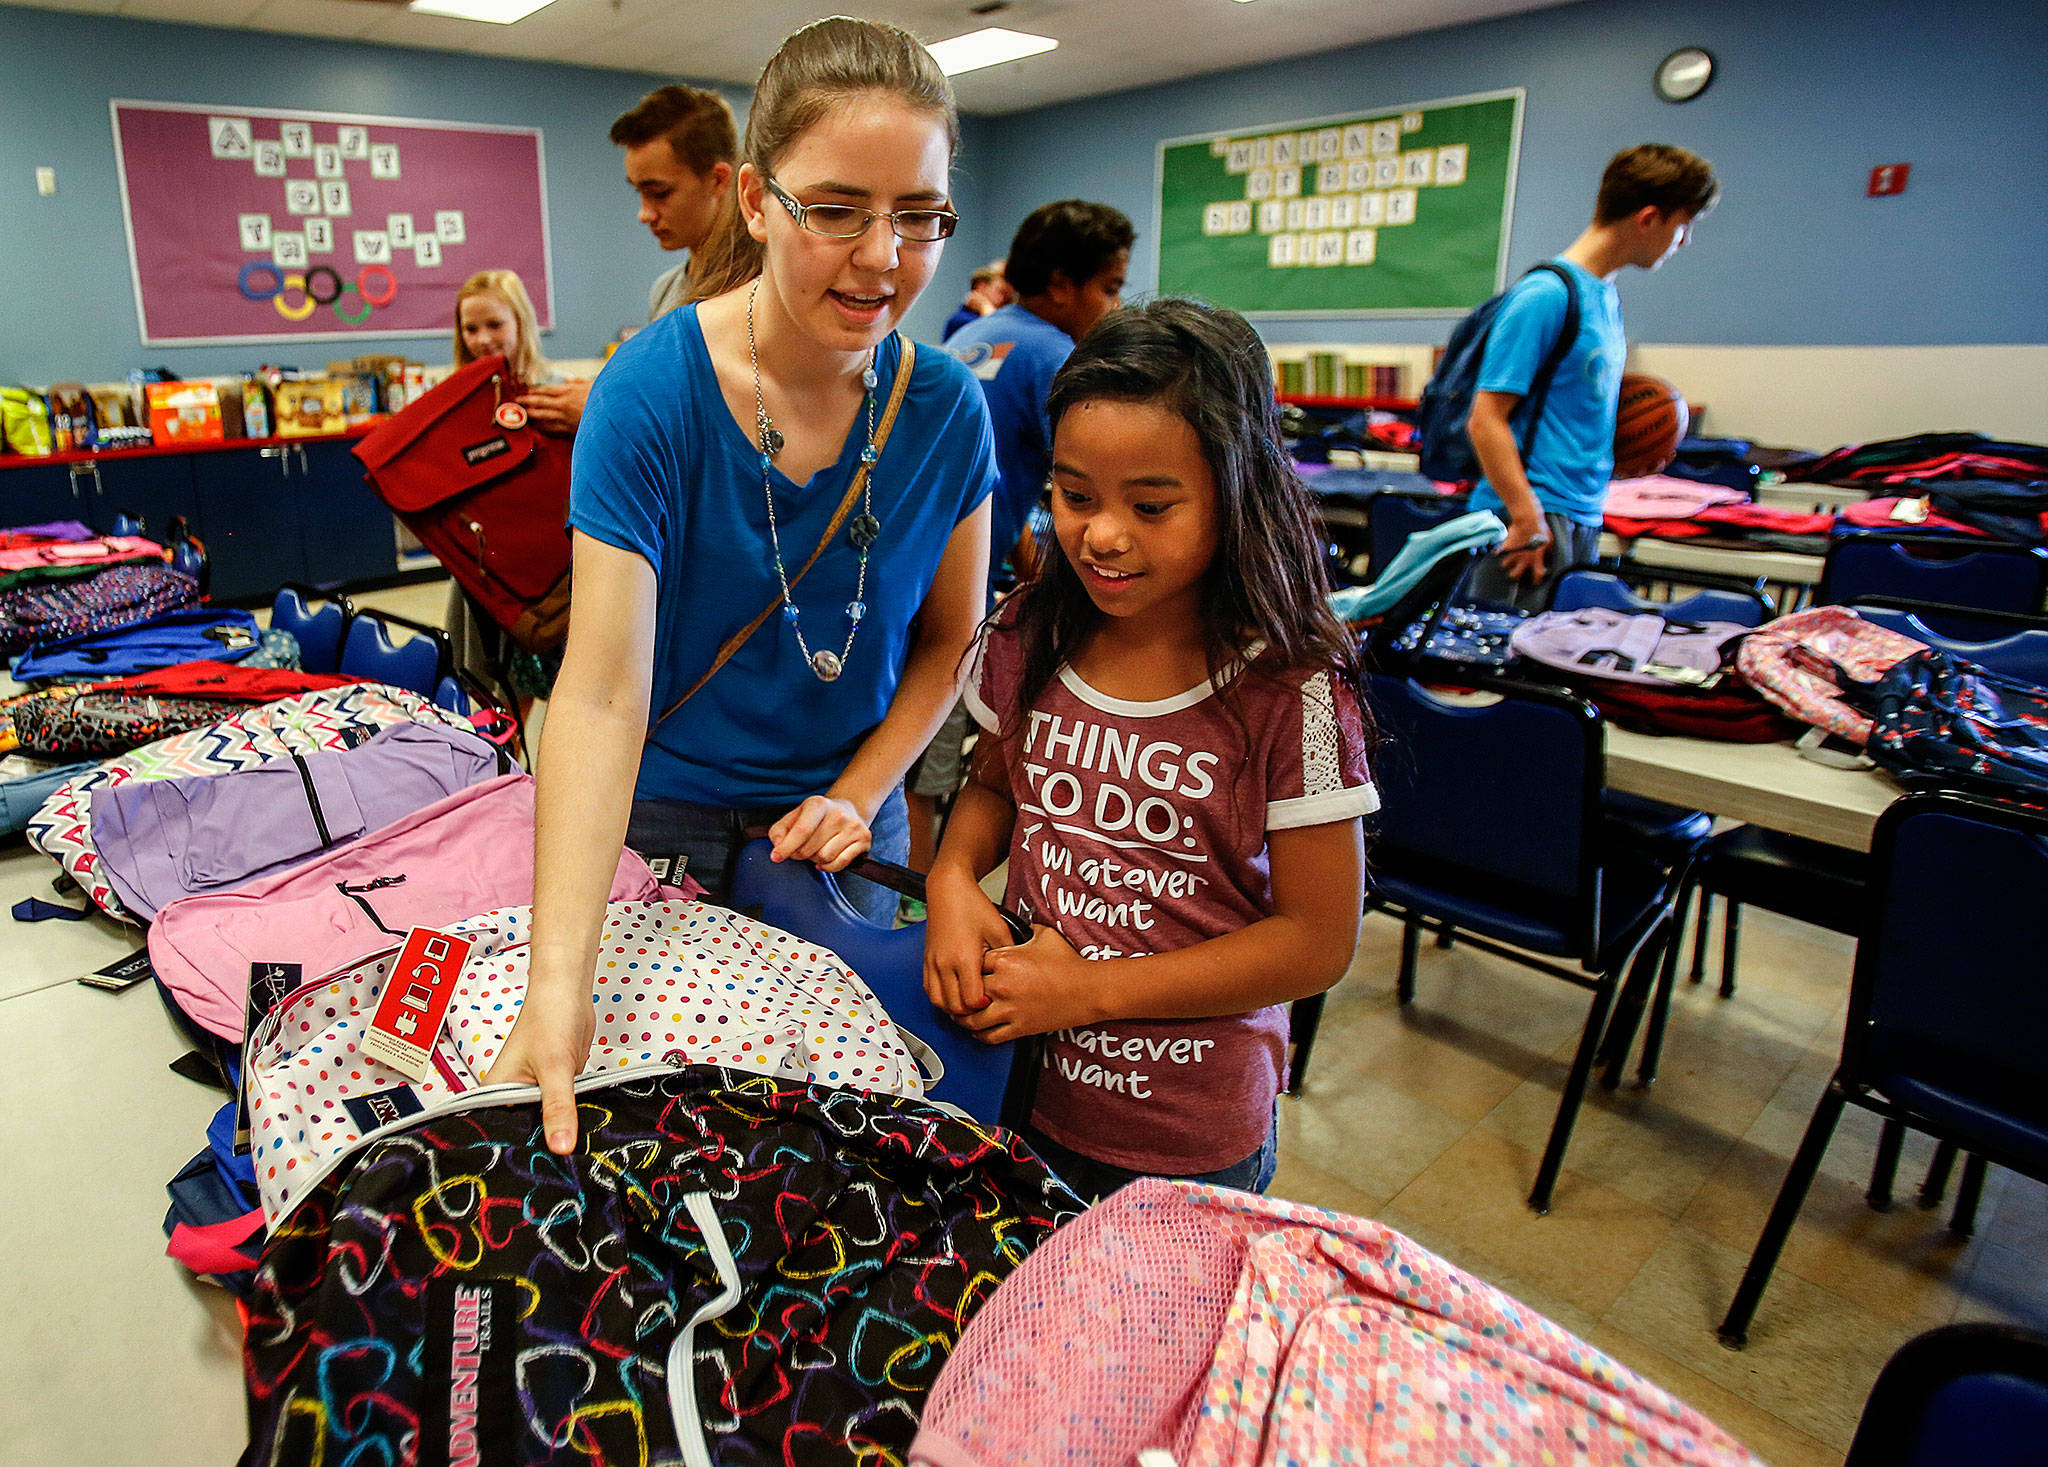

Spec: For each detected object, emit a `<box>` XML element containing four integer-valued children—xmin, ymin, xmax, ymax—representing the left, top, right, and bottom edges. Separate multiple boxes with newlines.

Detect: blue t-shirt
<box><xmin>570</xmin><ymin>303</ymin><xmax>996</xmax><ymax>808</ymax></box>
<box><xmin>1467</xmin><ymin>258</ymin><xmax>1624</xmax><ymax>528</ymax></box>
<box><xmin>945</xmin><ymin>303</ymin><xmax>1075</xmax><ymax>578</ymax></box>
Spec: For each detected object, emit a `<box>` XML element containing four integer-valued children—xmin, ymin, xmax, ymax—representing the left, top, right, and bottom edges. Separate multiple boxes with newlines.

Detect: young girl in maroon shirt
<box><xmin>925</xmin><ymin>298</ymin><xmax>1376</xmax><ymax>1200</ymax></box>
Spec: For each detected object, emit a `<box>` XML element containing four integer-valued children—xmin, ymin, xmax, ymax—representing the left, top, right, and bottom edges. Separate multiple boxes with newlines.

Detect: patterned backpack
<box><xmin>0</xmin><ymin>561</ymin><xmax>197</xmax><ymax>658</ymax></box>
<box><xmin>245</xmin><ymin>1066</ymin><xmax>1080</xmax><ymax>1467</ymax></box>
<box><xmin>912</xmin><ymin>1178</ymin><xmax>1758</xmax><ymax>1467</ymax></box>
<box><xmin>244</xmin><ymin>899</ymin><xmax>937</xmax><ymax>1218</ymax></box>
<box><xmin>25</xmin><ymin>683</ymin><xmax>473</xmax><ymax>922</ymax></box>
<box><xmin>1735</xmin><ymin>606</ymin><xmax>1927</xmax><ymax>746</ymax></box>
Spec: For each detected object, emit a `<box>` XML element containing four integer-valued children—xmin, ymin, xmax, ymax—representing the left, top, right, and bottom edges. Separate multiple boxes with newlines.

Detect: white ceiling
<box><xmin>8</xmin><ymin>0</ymin><xmax>1580</xmax><ymax>114</ymax></box>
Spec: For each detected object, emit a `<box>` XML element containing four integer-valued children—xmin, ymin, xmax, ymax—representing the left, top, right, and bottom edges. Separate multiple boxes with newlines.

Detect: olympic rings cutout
<box><xmin>238</xmin><ymin>262</ymin><xmax>284</xmax><ymax>301</ymax></box>
<box><xmin>272</xmin><ymin>273</ymin><xmax>316</xmax><ymax>321</ymax></box>
<box><xmin>357</xmin><ymin>265</ymin><xmax>397</xmax><ymax>307</ymax></box>
<box><xmin>332</xmin><ymin>285</ymin><xmax>373</xmax><ymax>325</ymax></box>
<box><xmin>304</xmin><ymin>266</ymin><xmax>344</xmax><ymax>306</ymax></box>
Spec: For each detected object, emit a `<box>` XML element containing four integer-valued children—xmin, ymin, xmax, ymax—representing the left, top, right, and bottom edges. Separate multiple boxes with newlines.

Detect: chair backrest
<box><xmin>1848</xmin><ymin>793</ymin><xmax>2048</xmax><ymax>1132</ymax></box>
<box><xmin>1551</xmin><ymin>567</ymin><xmax>1773</xmax><ymax>628</ymax></box>
<box><xmin>1368</xmin><ymin>490</ymin><xmax>1470</xmax><ymax>580</ymax></box>
<box><xmin>1846</xmin><ymin>1323</ymin><xmax>2048</xmax><ymax>1467</ymax></box>
<box><xmin>269</xmin><ymin>584</ymin><xmax>347</xmax><ymax>673</ymax></box>
<box><xmin>1365</xmin><ymin>673</ymin><xmax>1603</xmax><ymax>954</ymax></box>
<box><xmin>727</xmin><ymin>839</ymin><xmax>1029</xmax><ymax>1128</ymax></box>
<box><xmin>1820</xmin><ymin>531</ymin><xmax>2048</xmax><ymax>617</ymax></box>
<box><xmin>1850</xmin><ymin>598</ymin><xmax>2048</xmax><ymax>682</ymax></box>
<box><xmin>338</xmin><ymin>607</ymin><xmax>448</xmax><ymax>696</ymax></box>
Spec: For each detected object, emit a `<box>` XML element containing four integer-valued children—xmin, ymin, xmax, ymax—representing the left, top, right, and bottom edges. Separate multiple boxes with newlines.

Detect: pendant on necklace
<box><xmin>848</xmin><ymin>513</ymin><xmax>881</xmax><ymax>549</ymax></box>
<box><xmin>759</xmin><ymin>426</ymin><xmax>784</xmax><ymax>458</ymax></box>
<box><xmin>810</xmin><ymin>649</ymin><xmax>844</xmax><ymax>681</ymax></box>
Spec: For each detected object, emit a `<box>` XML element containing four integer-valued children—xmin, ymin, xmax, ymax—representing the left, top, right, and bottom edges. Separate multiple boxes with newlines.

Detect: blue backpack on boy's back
<box><xmin>1414</xmin><ymin>262</ymin><xmax>1581</xmax><ymax>482</ymax></box>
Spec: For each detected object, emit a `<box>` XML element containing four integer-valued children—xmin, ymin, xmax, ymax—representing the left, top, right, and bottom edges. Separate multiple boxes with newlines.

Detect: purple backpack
<box><xmin>0</xmin><ymin>562</ymin><xmax>198</xmax><ymax>658</ymax></box>
<box><xmin>1510</xmin><ymin>607</ymin><xmax>1748</xmax><ymax>688</ymax></box>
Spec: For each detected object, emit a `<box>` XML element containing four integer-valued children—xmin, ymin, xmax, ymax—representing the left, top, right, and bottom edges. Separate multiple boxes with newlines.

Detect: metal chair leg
<box><xmin>1719</xmin><ymin>899</ymin><xmax>1743</xmax><ymax>999</ymax></box>
<box><xmin>1867</xmin><ymin>1117</ymin><xmax>1906</xmax><ymax>1211</ymax></box>
<box><xmin>1285</xmin><ymin>993</ymin><xmax>1326</xmax><ymax>1097</ymax></box>
<box><xmin>1599</xmin><ymin>908</ymin><xmax>1675</xmax><ymax>1090</ymax></box>
<box><xmin>1720</xmin><ymin>1079</ymin><xmax>1850</xmax><ymax>1347</ymax></box>
<box><xmin>1918</xmin><ymin>1141</ymin><xmax>1959</xmax><ymax>1209</ymax></box>
<box><xmin>1636</xmin><ymin>923</ymin><xmax>1683</xmax><ymax>1087</ymax></box>
<box><xmin>1529</xmin><ymin>952</ymin><xmax>1632</xmax><ymax>1213</ymax></box>
<box><xmin>1434</xmin><ymin>928</ymin><xmax>1456</xmax><ymax>950</ymax></box>
<box><xmin>1398</xmin><ymin>913</ymin><xmax>1420</xmax><ymax>1005</ymax></box>
<box><xmin>1951</xmin><ymin>1153</ymin><xmax>1989</xmax><ymax>1238</ymax></box>
<box><xmin>1689</xmin><ymin>892</ymin><xmax>1712</xmax><ymax>985</ymax></box>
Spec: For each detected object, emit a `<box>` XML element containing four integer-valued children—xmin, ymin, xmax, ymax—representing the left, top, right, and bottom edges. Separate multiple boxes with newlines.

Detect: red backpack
<box><xmin>352</xmin><ymin>354</ymin><xmax>571</xmax><ymax>652</ymax></box>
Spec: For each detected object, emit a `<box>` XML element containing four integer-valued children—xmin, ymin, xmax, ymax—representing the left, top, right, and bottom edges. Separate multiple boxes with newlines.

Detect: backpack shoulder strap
<box><xmin>1511</xmin><ymin>261</ymin><xmax>1584</xmax><ymax>464</ymax></box>
<box><xmin>650</xmin><ymin>334</ymin><xmax>918</xmax><ymax>732</ymax></box>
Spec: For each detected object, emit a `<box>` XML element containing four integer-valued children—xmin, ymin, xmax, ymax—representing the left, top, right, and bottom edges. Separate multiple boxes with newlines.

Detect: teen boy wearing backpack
<box><xmin>1464</xmin><ymin>144</ymin><xmax>1719</xmax><ymax>608</ymax></box>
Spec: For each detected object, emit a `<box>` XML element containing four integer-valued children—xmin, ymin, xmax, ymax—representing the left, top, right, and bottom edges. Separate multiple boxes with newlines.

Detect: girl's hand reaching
<box><xmin>922</xmin><ymin>866</ymin><xmax>1011</xmax><ymax>1017</ymax></box>
<box><xmin>482</xmin><ymin>965</ymin><xmax>596</xmax><ymax>1155</ymax></box>
<box><xmin>956</xmin><ymin>925</ymin><xmax>1102</xmax><ymax>1044</ymax></box>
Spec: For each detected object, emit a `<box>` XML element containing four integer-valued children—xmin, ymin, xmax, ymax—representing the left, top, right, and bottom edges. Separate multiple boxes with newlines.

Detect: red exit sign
<box><xmin>1869</xmin><ymin>163</ymin><xmax>1911</xmax><ymax>197</ymax></box>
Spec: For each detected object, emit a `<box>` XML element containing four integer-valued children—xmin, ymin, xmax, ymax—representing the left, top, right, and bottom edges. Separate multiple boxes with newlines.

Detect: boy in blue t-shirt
<box><xmin>904</xmin><ymin>199</ymin><xmax>1135</xmax><ymax>876</ymax></box>
<box><xmin>1466</xmin><ymin>144</ymin><xmax>1720</xmax><ymax>608</ymax></box>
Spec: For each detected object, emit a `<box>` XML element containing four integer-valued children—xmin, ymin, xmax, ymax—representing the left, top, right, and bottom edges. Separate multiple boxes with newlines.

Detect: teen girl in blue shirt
<box><xmin>489</xmin><ymin>18</ymin><xmax>996</xmax><ymax>1152</ymax></box>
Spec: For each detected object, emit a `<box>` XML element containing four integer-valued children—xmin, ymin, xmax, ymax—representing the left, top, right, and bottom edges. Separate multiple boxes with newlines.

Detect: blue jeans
<box><xmin>1021</xmin><ymin>1114</ymin><xmax>1279</xmax><ymax>1205</ymax></box>
<box><xmin>625</xmin><ymin>785</ymin><xmax>910</xmax><ymax>926</ymax></box>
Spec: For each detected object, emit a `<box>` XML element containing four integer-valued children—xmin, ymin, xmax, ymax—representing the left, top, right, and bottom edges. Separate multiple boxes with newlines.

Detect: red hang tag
<box><xmin>361</xmin><ymin>926</ymin><xmax>475</xmax><ymax>1082</ymax></box>
<box><xmin>494</xmin><ymin>401</ymin><xmax>528</xmax><ymax>430</ymax></box>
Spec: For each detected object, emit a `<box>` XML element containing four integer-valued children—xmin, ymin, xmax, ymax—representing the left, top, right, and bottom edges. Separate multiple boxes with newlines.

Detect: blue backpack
<box><xmin>1415</xmin><ymin>262</ymin><xmax>1581</xmax><ymax>483</ymax></box>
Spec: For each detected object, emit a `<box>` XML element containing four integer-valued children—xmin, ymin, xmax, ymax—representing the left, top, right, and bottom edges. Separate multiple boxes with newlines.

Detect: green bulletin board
<box><xmin>1155</xmin><ymin>89</ymin><xmax>1523</xmax><ymax>317</ymax></box>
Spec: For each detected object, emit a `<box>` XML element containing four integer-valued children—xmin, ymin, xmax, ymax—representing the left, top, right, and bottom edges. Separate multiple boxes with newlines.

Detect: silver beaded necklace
<box><xmin>747</xmin><ymin>279</ymin><xmax>882</xmax><ymax>683</ymax></box>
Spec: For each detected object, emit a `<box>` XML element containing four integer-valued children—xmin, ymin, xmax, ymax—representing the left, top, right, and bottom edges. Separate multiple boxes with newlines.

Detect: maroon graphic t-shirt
<box><xmin>964</xmin><ymin>617</ymin><xmax>1376</xmax><ymax>1173</ymax></box>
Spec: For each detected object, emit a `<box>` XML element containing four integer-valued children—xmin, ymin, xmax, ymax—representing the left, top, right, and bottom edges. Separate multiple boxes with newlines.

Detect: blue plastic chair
<box><xmin>1550</xmin><ymin>566</ymin><xmax>1774</xmax><ymax>628</ymax></box>
<box><xmin>1843</xmin><ymin>1324</ymin><xmax>2048</xmax><ymax>1467</ymax></box>
<box><xmin>1365</xmin><ymin>673</ymin><xmax>1681</xmax><ymax>1212</ymax></box>
<box><xmin>727</xmin><ymin>839</ymin><xmax>1035</xmax><ymax>1129</ymax></box>
<box><xmin>269</xmin><ymin>585</ymin><xmax>348</xmax><ymax>674</ymax></box>
<box><xmin>338</xmin><ymin>606</ymin><xmax>451</xmax><ymax>697</ymax></box>
<box><xmin>1820</xmin><ymin>531</ymin><xmax>2048</xmax><ymax>621</ymax></box>
<box><xmin>1852</xmin><ymin>600</ymin><xmax>2048</xmax><ymax>688</ymax></box>
<box><xmin>1719</xmin><ymin>793</ymin><xmax>2048</xmax><ymax>1346</ymax></box>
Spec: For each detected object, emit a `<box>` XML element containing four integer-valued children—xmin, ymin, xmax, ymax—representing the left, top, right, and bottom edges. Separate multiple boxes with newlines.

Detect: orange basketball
<box><xmin>1612</xmin><ymin>373</ymin><xmax>1690</xmax><ymax>478</ymax></box>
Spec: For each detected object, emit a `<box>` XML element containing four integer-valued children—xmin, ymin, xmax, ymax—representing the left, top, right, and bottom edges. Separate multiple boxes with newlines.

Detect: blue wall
<box><xmin>4</xmin><ymin>0</ymin><xmax>2041</xmax><ymax>384</ymax></box>
<box><xmin>978</xmin><ymin>0</ymin><xmax>2048</xmax><ymax>348</ymax></box>
<box><xmin>0</xmin><ymin>6</ymin><xmax>996</xmax><ymax>383</ymax></box>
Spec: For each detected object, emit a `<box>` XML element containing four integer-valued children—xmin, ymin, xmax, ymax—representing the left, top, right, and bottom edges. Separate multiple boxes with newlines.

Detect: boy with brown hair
<box><xmin>609</xmin><ymin>85</ymin><xmax>739</xmax><ymax>322</ymax></box>
<box><xmin>1466</xmin><ymin>143</ymin><xmax>1720</xmax><ymax>607</ymax></box>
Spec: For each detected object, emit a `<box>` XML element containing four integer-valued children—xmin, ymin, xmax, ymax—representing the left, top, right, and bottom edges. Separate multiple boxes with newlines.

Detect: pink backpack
<box><xmin>1735</xmin><ymin>606</ymin><xmax>1926</xmax><ymax>745</ymax></box>
<box><xmin>148</xmin><ymin>774</ymin><xmax>667</xmax><ymax>1042</ymax></box>
<box><xmin>911</xmin><ymin>1179</ymin><xmax>1757</xmax><ymax>1467</ymax></box>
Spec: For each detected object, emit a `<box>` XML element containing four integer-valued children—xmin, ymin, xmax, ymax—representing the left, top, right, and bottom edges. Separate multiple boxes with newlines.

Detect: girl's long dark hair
<box><xmin>1004</xmin><ymin>297</ymin><xmax>1362</xmax><ymax>730</ymax></box>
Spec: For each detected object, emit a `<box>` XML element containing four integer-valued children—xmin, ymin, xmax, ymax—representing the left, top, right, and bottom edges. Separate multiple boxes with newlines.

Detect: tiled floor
<box><xmin>3</xmin><ymin>576</ymin><xmax>2042</xmax><ymax>1463</ymax></box>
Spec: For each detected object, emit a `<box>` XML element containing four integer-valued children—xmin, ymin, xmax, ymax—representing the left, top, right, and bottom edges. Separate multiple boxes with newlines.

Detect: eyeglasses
<box><xmin>763</xmin><ymin>176</ymin><xmax>958</xmax><ymax>243</ymax></box>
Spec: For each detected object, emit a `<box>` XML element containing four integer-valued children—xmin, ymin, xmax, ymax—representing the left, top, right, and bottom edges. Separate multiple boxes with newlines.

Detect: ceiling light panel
<box><xmin>925</xmin><ymin>26</ymin><xmax>1058</xmax><ymax>76</ymax></box>
<box><xmin>407</xmin><ymin>0</ymin><xmax>556</xmax><ymax>23</ymax></box>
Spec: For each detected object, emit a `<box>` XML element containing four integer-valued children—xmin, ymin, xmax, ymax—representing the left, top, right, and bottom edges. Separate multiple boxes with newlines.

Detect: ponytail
<box><xmin>687</xmin><ymin>16</ymin><xmax>958</xmax><ymax>304</ymax></box>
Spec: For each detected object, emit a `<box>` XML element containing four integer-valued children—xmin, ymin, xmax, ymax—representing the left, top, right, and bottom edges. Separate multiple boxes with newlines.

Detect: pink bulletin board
<box><xmin>110</xmin><ymin>99</ymin><xmax>553</xmax><ymax>347</ymax></box>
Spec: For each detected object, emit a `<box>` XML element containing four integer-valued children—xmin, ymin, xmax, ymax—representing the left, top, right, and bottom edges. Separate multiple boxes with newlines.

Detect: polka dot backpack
<box><xmin>245</xmin><ymin>899</ymin><xmax>935</xmax><ymax>1220</ymax></box>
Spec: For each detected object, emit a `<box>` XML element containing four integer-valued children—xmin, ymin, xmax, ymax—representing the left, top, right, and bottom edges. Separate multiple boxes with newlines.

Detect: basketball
<box><xmin>1612</xmin><ymin>374</ymin><xmax>1690</xmax><ymax>479</ymax></box>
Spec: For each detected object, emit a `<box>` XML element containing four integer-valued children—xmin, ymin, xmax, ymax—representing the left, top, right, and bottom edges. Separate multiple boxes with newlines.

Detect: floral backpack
<box><xmin>912</xmin><ymin>1178</ymin><xmax>1759</xmax><ymax>1467</ymax></box>
<box><xmin>1734</xmin><ymin>605</ymin><xmax>1927</xmax><ymax>746</ymax></box>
